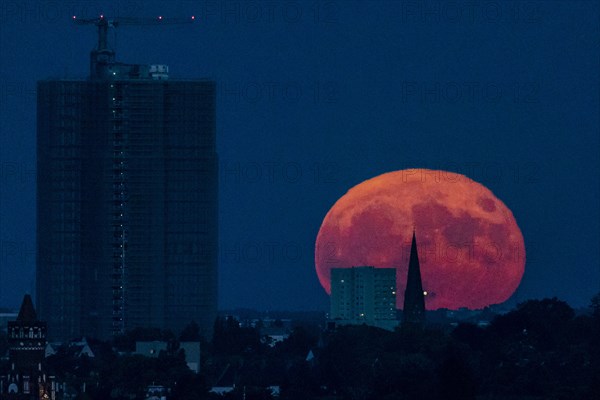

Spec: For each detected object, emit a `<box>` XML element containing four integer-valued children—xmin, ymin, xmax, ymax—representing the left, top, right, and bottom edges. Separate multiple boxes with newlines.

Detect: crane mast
<box><xmin>73</xmin><ymin>15</ymin><xmax>195</xmax><ymax>80</ymax></box>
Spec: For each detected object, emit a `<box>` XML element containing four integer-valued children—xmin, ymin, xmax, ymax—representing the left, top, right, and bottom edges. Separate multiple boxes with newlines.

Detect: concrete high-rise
<box><xmin>36</xmin><ymin>18</ymin><xmax>217</xmax><ymax>340</ymax></box>
<box><xmin>330</xmin><ymin>266</ymin><xmax>397</xmax><ymax>330</ymax></box>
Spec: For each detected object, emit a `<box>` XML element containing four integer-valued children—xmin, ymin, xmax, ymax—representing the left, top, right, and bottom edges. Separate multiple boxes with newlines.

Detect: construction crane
<box><xmin>73</xmin><ymin>15</ymin><xmax>196</xmax><ymax>79</ymax></box>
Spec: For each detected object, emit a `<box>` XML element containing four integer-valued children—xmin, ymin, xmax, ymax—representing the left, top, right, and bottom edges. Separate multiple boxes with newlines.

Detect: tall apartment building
<box><xmin>330</xmin><ymin>266</ymin><xmax>397</xmax><ymax>330</ymax></box>
<box><xmin>36</xmin><ymin>18</ymin><xmax>218</xmax><ymax>340</ymax></box>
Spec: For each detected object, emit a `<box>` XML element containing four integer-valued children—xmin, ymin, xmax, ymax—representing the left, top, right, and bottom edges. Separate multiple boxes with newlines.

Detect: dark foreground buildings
<box><xmin>0</xmin><ymin>295</ymin><xmax>61</xmax><ymax>400</ymax></box>
<box><xmin>37</xmin><ymin>18</ymin><xmax>218</xmax><ymax>340</ymax></box>
<box><xmin>328</xmin><ymin>230</ymin><xmax>426</xmax><ymax>329</ymax></box>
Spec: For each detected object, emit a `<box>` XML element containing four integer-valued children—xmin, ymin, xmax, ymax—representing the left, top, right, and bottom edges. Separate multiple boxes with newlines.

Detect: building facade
<box><xmin>37</xmin><ymin>30</ymin><xmax>218</xmax><ymax>340</ymax></box>
<box><xmin>0</xmin><ymin>295</ymin><xmax>61</xmax><ymax>400</ymax></box>
<box><xmin>330</xmin><ymin>266</ymin><xmax>397</xmax><ymax>330</ymax></box>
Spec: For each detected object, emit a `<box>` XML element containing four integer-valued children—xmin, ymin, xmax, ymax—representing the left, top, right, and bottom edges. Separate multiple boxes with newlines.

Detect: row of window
<box><xmin>9</xmin><ymin>327</ymin><xmax>45</xmax><ymax>339</ymax></box>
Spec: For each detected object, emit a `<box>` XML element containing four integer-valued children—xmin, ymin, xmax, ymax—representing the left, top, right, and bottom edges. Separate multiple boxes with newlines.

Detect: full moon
<box><xmin>315</xmin><ymin>169</ymin><xmax>525</xmax><ymax>310</ymax></box>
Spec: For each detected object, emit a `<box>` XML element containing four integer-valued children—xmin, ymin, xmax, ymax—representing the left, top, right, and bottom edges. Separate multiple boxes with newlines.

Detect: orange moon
<box><xmin>315</xmin><ymin>169</ymin><xmax>525</xmax><ymax>310</ymax></box>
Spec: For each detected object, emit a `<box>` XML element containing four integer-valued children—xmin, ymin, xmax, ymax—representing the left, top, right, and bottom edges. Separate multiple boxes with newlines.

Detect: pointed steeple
<box><xmin>17</xmin><ymin>294</ymin><xmax>37</xmax><ymax>322</ymax></box>
<box><xmin>403</xmin><ymin>230</ymin><xmax>425</xmax><ymax>325</ymax></box>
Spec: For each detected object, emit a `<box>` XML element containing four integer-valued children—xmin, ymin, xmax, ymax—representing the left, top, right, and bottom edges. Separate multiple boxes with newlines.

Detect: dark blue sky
<box><xmin>0</xmin><ymin>1</ymin><xmax>598</xmax><ymax>311</ymax></box>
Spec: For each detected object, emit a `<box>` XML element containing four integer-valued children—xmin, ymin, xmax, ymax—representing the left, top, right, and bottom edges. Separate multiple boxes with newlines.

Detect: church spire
<box><xmin>403</xmin><ymin>230</ymin><xmax>425</xmax><ymax>325</ymax></box>
<box><xmin>17</xmin><ymin>294</ymin><xmax>37</xmax><ymax>322</ymax></box>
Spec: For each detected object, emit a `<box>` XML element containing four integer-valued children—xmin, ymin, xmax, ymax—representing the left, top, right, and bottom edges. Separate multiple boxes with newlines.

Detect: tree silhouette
<box><xmin>180</xmin><ymin>321</ymin><xmax>202</xmax><ymax>341</ymax></box>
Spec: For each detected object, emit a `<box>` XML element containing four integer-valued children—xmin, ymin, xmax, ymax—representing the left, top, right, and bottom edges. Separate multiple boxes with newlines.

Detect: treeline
<box><xmin>304</xmin><ymin>297</ymin><xmax>600</xmax><ymax>400</ymax></box>
<box><xmin>0</xmin><ymin>296</ymin><xmax>599</xmax><ymax>399</ymax></box>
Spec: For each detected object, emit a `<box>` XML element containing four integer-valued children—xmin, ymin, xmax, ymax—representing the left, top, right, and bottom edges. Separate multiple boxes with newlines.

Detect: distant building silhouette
<box><xmin>330</xmin><ymin>266</ymin><xmax>397</xmax><ymax>330</ymax></box>
<box><xmin>0</xmin><ymin>295</ymin><xmax>61</xmax><ymax>400</ymax></box>
<box><xmin>403</xmin><ymin>230</ymin><xmax>426</xmax><ymax>325</ymax></box>
<box><xmin>36</xmin><ymin>23</ymin><xmax>218</xmax><ymax>340</ymax></box>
